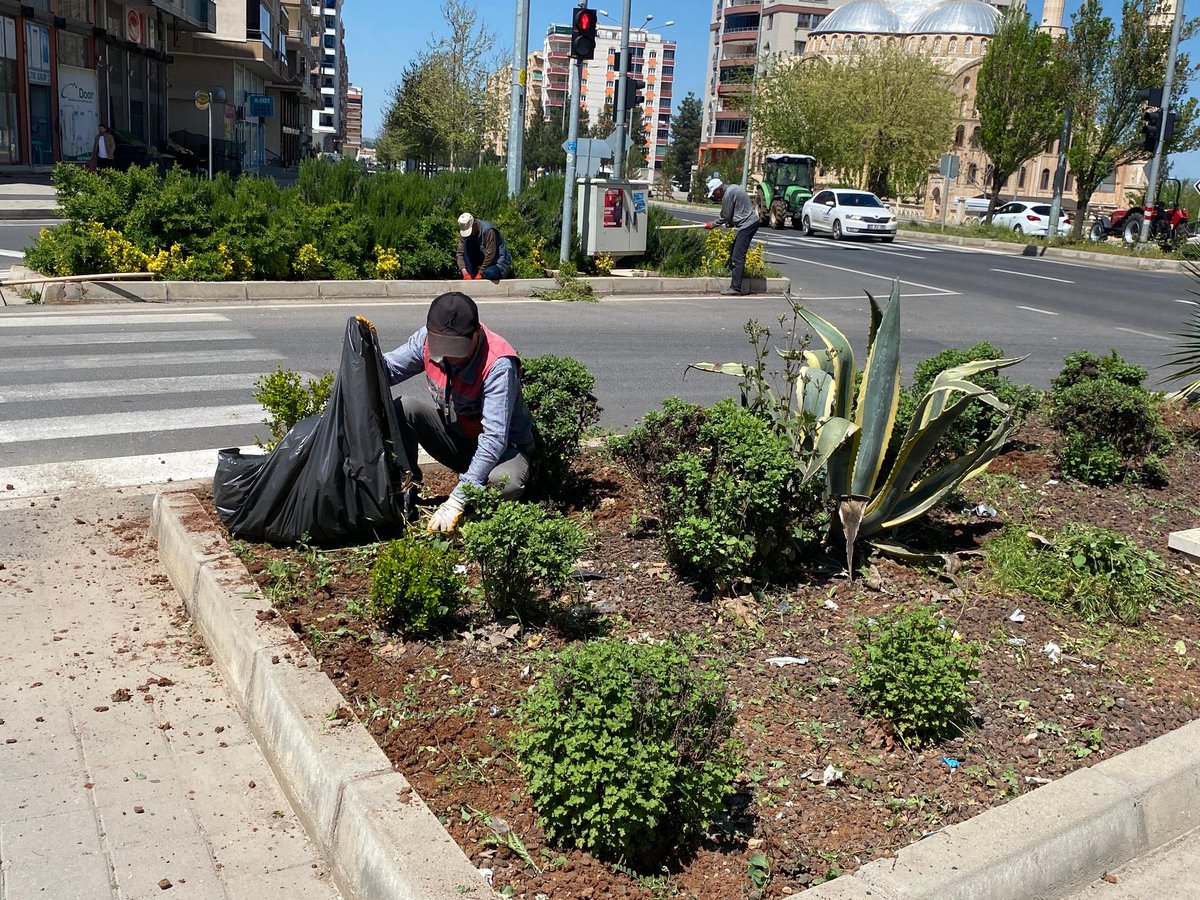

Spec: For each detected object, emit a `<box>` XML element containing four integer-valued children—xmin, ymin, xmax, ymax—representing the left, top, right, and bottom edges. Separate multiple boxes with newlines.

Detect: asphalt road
<box><xmin>0</xmin><ymin>219</ymin><xmax>55</xmax><ymax>269</ymax></box>
<box><xmin>0</xmin><ymin>226</ymin><xmax>1194</xmax><ymax>482</ymax></box>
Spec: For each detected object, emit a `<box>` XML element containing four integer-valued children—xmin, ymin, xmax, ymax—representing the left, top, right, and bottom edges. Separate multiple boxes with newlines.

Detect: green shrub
<box><xmin>850</xmin><ymin>605</ymin><xmax>980</xmax><ymax>746</ymax></box>
<box><xmin>1052</xmin><ymin>349</ymin><xmax>1147</xmax><ymax>392</ymax></box>
<box><xmin>892</xmin><ymin>342</ymin><xmax>1040</xmax><ymax>464</ymax></box>
<box><xmin>609</xmin><ymin>397</ymin><xmax>707</xmax><ymax>484</ymax></box>
<box><xmin>252</xmin><ymin>368</ymin><xmax>335</xmax><ymax>449</ymax></box>
<box><xmin>1057</xmin><ymin>431</ymin><xmax>1124</xmax><ymax>487</ymax></box>
<box><xmin>521</xmin><ymin>355</ymin><xmax>602</xmax><ymax>492</ymax></box>
<box><xmin>986</xmin><ymin>524</ymin><xmax>1181</xmax><ymax>623</ymax></box>
<box><xmin>616</xmin><ymin>399</ymin><xmax>814</xmax><ymax>589</ymax></box>
<box><xmin>1050</xmin><ymin>378</ymin><xmax>1167</xmax><ymax>457</ymax></box>
<box><xmin>368</xmin><ymin>534</ymin><xmax>465</xmax><ymax>634</ymax></box>
<box><xmin>515</xmin><ymin>638</ymin><xmax>740</xmax><ymax>864</ymax></box>
<box><xmin>460</xmin><ymin>500</ymin><xmax>586</xmax><ymax>618</ymax></box>
<box><xmin>641</xmin><ymin>207</ymin><xmax>706</xmax><ymax>275</ymax></box>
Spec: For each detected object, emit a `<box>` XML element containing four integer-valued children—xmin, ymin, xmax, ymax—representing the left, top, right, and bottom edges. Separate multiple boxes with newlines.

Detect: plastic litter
<box><xmin>1043</xmin><ymin>642</ymin><xmax>1062</xmax><ymax>663</ymax></box>
<box><xmin>453</xmin><ymin>564</ymin><xmax>468</xmax><ymax>575</ymax></box>
<box><xmin>213</xmin><ymin>316</ymin><xmax>413</xmax><ymax>544</ymax></box>
<box><xmin>1006</xmin><ymin>638</ymin><xmax>1026</xmax><ymax>647</ymax></box>
<box><xmin>823</xmin><ymin>598</ymin><xmax>839</xmax><ymax>611</ymax></box>
<box><xmin>478</xmin><ymin>868</ymin><xmax>494</xmax><ymax>885</ymax></box>
<box><xmin>941</xmin><ymin>757</ymin><xmax>960</xmax><ymax>769</ymax></box>
<box><xmin>965</xmin><ymin>503</ymin><xmax>998</xmax><ymax>517</ymax></box>
<box><xmin>766</xmin><ymin>656</ymin><xmax>809</xmax><ymax>667</ymax></box>
<box><xmin>1009</xmin><ymin>608</ymin><xmax>1026</xmax><ymax>623</ymax></box>
<box><xmin>821</xmin><ymin>764</ymin><xmax>843</xmax><ymax>786</ymax></box>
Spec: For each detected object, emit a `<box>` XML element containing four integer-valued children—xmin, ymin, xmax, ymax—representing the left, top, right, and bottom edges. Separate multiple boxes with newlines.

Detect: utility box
<box><xmin>576</xmin><ymin>178</ymin><xmax>650</xmax><ymax>258</ymax></box>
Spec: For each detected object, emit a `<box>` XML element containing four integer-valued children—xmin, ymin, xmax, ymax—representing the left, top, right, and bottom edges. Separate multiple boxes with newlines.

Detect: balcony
<box><xmin>721</xmin><ymin>29</ymin><xmax>760</xmax><ymax>44</ymax></box>
<box><xmin>149</xmin><ymin>0</ymin><xmax>216</xmax><ymax>32</ymax></box>
<box><xmin>720</xmin><ymin>53</ymin><xmax>756</xmax><ymax>66</ymax></box>
<box><xmin>717</xmin><ymin>82</ymin><xmax>750</xmax><ymax>96</ymax></box>
<box><xmin>723</xmin><ymin>3</ymin><xmax>761</xmax><ymax>16</ymax></box>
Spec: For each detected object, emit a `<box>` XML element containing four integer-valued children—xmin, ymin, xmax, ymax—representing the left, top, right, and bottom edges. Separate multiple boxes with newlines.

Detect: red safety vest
<box><xmin>423</xmin><ymin>325</ymin><xmax>519</xmax><ymax>439</ymax></box>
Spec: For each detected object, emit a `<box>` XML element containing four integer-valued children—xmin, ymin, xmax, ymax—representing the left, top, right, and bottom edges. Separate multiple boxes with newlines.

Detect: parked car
<box><xmin>800</xmin><ymin>189</ymin><xmax>897</xmax><ymax>242</ymax></box>
<box><xmin>991</xmin><ymin>201</ymin><xmax>1071</xmax><ymax>236</ymax></box>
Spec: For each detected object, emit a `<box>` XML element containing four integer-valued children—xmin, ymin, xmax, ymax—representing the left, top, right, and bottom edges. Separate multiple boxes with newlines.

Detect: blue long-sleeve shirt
<box><xmin>383</xmin><ymin>327</ymin><xmax>532</xmax><ymax>495</ymax></box>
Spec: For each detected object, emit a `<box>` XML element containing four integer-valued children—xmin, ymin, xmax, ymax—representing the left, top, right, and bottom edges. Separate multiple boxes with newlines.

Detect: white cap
<box><xmin>457</xmin><ymin>212</ymin><xmax>475</xmax><ymax>237</ymax></box>
<box><xmin>706</xmin><ymin>177</ymin><xmax>724</xmax><ymax>199</ymax></box>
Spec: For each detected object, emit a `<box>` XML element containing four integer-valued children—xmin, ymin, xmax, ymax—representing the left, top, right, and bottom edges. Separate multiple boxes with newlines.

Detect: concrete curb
<box><xmin>802</xmin><ymin>719</ymin><xmax>1200</xmax><ymax>900</ymax></box>
<box><xmin>36</xmin><ymin>274</ymin><xmax>790</xmax><ymax>303</ymax></box>
<box><xmin>899</xmin><ymin>228</ymin><xmax>1184</xmax><ymax>272</ymax></box>
<box><xmin>150</xmin><ymin>491</ymin><xmax>493</xmax><ymax>900</ymax></box>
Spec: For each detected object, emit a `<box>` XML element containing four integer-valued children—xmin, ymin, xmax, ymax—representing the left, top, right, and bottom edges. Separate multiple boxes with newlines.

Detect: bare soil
<box><xmin>214</xmin><ymin>416</ymin><xmax>1200</xmax><ymax>899</ymax></box>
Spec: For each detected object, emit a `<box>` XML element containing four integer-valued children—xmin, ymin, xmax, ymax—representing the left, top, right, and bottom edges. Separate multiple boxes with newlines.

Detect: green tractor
<box><xmin>754</xmin><ymin>153</ymin><xmax>817</xmax><ymax>230</ymax></box>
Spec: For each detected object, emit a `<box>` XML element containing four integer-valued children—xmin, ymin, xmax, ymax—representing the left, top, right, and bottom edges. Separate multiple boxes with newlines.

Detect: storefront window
<box><xmin>60</xmin><ymin>0</ymin><xmax>94</xmax><ymax>24</ymax></box>
<box><xmin>0</xmin><ymin>17</ymin><xmax>17</xmax><ymax>163</ymax></box>
<box><xmin>58</xmin><ymin>31</ymin><xmax>89</xmax><ymax>68</ymax></box>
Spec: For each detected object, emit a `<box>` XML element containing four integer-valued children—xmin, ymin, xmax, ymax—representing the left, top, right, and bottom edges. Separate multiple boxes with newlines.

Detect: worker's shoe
<box><xmin>402</xmin><ymin>483</ymin><xmax>421</xmax><ymax>525</ymax></box>
<box><xmin>721</xmin><ymin>287</ymin><xmax>743</xmax><ymax>297</ymax></box>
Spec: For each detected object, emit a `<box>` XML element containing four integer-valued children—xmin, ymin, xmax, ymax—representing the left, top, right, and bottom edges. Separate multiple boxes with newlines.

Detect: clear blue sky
<box><xmin>344</xmin><ymin>0</ymin><xmax>1200</xmax><ymax>176</ymax></box>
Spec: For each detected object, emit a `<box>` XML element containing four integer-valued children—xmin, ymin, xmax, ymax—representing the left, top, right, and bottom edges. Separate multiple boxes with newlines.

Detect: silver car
<box><xmin>801</xmin><ymin>189</ymin><xmax>898</xmax><ymax>242</ymax></box>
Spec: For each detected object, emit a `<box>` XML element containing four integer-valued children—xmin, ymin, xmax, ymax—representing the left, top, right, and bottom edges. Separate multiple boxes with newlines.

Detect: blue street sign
<box><xmin>247</xmin><ymin>93</ymin><xmax>274</xmax><ymax>118</ymax></box>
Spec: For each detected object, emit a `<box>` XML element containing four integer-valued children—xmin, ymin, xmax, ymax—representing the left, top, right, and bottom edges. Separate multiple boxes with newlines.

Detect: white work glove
<box><xmin>427</xmin><ymin>493</ymin><xmax>466</xmax><ymax>533</ymax></box>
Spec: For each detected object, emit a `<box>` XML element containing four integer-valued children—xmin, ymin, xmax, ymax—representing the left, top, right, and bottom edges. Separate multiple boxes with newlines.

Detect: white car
<box><xmin>801</xmin><ymin>189</ymin><xmax>898</xmax><ymax>242</ymax></box>
<box><xmin>991</xmin><ymin>201</ymin><xmax>1072</xmax><ymax>236</ymax></box>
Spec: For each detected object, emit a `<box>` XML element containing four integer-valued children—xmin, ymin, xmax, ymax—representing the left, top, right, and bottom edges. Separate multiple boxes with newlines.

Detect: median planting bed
<box><xmin>210</xmin><ymin>296</ymin><xmax>1200</xmax><ymax>899</ymax></box>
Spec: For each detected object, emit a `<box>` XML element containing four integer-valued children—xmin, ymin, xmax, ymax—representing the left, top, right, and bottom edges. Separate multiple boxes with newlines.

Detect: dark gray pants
<box><xmin>730</xmin><ymin>221</ymin><xmax>760</xmax><ymax>291</ymax></box>
<box><xmin>395</xmin><ymin>392</ymin><xmax>530</xmax><ymax>499</ymax></box>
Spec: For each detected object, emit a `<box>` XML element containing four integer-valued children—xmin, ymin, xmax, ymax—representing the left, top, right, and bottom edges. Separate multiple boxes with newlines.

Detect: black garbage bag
<box><xmin>213</xmin><ymin>315</ymin><xmax>413</xmax><ymax>545</ymax></box>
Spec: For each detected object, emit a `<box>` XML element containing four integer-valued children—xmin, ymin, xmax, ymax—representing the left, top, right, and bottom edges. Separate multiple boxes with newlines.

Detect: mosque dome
<box><xmin>909</xmin><ymin>0</ymin><xmax>999</xmax><ymax>35</ymax></box>
<box><xmin>810</xmin><ymin>0</ymin><xmax>904</xmax><ymax>35</ymax></box>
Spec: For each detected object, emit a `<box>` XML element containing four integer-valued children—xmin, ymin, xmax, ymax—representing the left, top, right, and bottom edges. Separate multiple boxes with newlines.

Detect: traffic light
<box><xmin>620</xmin><ymin>75</ymin><xmax>644</xmax><ymax>113</ymax></box>
<box><xmin>1142</xmin><ymin>107</ymin><xmax>1162</xmax><ymax>152</ymax></box>
<box><xmin>571</xmin><ymin>7</ymin><xmax>597</xmax><ymax>60</ymax></box>
<box><xmin>1138</xmin><ymin>86</ymin><xmax>1164</xmax><ymax>108</ymax></box>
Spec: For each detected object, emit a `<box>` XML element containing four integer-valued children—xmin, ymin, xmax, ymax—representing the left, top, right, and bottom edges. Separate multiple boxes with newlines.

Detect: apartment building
<box><xmin>542</xmin><ymin>21</ymin><xmax>676</xmax><ymax>170</ymax></box>
<box><xmin>0</xmin><ymin>1</ymin><xmax>213</xmax><ymax>168</ymax></box>
<box><xmin>343</xmin><ymin>81</ymin><xmax>360</xmax><ymax>158</ymax></box>
<box><xmin>311</xmin><ymin>0</ymin><xmax>346</xmax><ymax>153</ymax></box>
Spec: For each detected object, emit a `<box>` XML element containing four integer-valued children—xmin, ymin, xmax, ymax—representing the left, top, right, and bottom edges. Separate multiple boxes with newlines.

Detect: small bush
<box><xmin>986</xmin><ymin>524</ymin><xmax>1181</xmax><ymax>623</ymax></box>
<box><xmin>515</xmin><ymin>638</ymin><xmax>740</xmax><ymax>864</ymax></box>
<box><xmin>521</xmin><ymin>355</ymin><xmax>601</xmax><ymax>493</ymax></box>
<box><xmin>460</xmin><ymin>499</ymin><xmax>585</xmax><ymax>618</ymax></box>
<box><xmin>1052</xmin><ymin>349</ymin><xmax>1147</xmax><ymax>392</ymax></box>
<box><xmin>609</xmin><ymin>397</ymin><xmax>708</xmax><ymax>483</ymax></box>
<box><xmin>1057</xmin><ymin>431</ymin><xmax>1124</xmax><ymax>487</ymax></box>
<box><xmin>850</xmin><ymin>605</ymin><xmax>980</xmax><ymax>746</ymax></box>
<box><xmin>253</xmin><ymin>368</ymin><xmax>335</xmax><ymax>450</ymax></box>
<box><xmin>368</xmin><ymin>534</ymin><xmax>464</xmax><ymax>634</ymax></box>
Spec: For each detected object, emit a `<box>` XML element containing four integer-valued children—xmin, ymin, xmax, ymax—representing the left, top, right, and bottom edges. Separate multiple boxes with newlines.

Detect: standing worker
<box><xmin>705</xmin><ymin>177</ymin><xmax>760</xmax><ymax>296</ymax></box>
<box><xmin>457</xmin><ymin>212</ymin><xmax>512</xmax><ymax>281</ymax></box>
<box><xmin>384</xmin><ymin>291</ymin><xmax>535</xmax><ymax>532</ymax></box>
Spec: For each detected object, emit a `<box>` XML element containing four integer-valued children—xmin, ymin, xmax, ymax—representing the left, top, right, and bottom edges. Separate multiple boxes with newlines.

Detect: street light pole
<box><xmin>740</xmin><ymin>0</ymin><xmax>766</xmax><ymax>189</ymax></box>
<box><xmin>560</xmin><ymin>54</ymin><xmax>584</xmax><ymax>262</ymax></box>
<box><xmin>506</xmin><ymin>0</ymin><xmax>531</xmax><ymax>197</ymax></box>
<box><xmin>1139</xmin><ymin>0</ymin><xmax>1185</xmax><ymax>244</ymax></box>
<box><xmin>612</xmin><ymin>0</ymin><xmax>633</xmax><ymax>178</ymax></box>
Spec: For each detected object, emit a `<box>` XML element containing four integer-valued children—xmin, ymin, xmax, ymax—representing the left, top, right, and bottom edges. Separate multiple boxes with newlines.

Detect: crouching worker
<box><xmin>457</xmin><ymin>212</ymin><xmax>512</xmax><ymax>281</ymax></box>
<box><xmin>384</xmin><ymin>291</ymin><xmax>534</xmax><ymax>532</ymax></box>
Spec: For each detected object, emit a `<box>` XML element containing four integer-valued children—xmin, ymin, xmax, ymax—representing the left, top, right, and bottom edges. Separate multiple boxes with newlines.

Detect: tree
<box><xmin>524</xmin><ymin>100</ymin><xmax>565</xmax><ymax>175</ymax></box>
<box><xmin>625</xmin><ymin>106</ymin><xmax>648</xmax><ymax>177</ymax></box>
<box><xmin>1064</xmin><ymin>0</ymin><xmax>1199</xmax><ymax>237</ymax></box>
<box><xmin>379</xmin><ymin>55</ymin><xmax>451</xmax><ymax>167</ymax></box>
<box><xmin>977</xmin><ymin>8</ymin><xmax>1064</xmax><ymax>223</ymax></box>
<box><xmin>668</xmin><ymin>92</ymin><xmax>703</xmax><ymax>184</ymax></box>
<box><xmin>754</xmin><ymin>47</ymin><xmax>956</xmax><ymax>196</ymax></box>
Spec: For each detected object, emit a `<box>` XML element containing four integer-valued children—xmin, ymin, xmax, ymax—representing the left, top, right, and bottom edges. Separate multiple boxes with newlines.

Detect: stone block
<box><xmin>1168</xmin><ymin>528</ymin><xmax>1200</xmax><ymax>564</ymax></box>
<box><xmin>247</xmin><ymin>281</ymin><xmax>321</xmax><ymax>302</ymax></box>
<box><xmin>317</xmin><ymin>280</ymin><xmax>389</xmax><ymax>300</ymax></box>
<box><xmin>166</xmin><ymin>281</ymin><xmax>249</xmax><ymax>302</ymax></box>
<box><xmin>794</xmin><ymin>877</ymin><xmax>892</xmax><ymax>899</ymax></box>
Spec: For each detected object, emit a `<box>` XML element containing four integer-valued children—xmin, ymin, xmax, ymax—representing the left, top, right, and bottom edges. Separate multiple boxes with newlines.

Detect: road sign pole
<box><xmin>940</xmin><ymin>175</ymin><xmax>951</xmax><ymax>232</ymax></box>
<box><xmin>1047</xmin><ymin>102</ymin><xmax>1073</xmax><ymax>238</ymax></box>
<box><xmin>207</xmin><ymin>102</ymin><xmax>213</xmax><ymax>180</ymax></box>
<box><xmin>506</xmin><ymin>0</ymin><xmax>531</xmax><ymax>197</ymax></box>
<box><xmin>1139</xmin><ymin>0</ymin><xmax>1186</xmax><ymax>244</ymax></box>
<box><xmin>613</xmin><ymin>0</ymin><xmax>632</xmax><ymax>178</ymax></box>
<box><xmin>560</xmin><ymin>56</ymin><xmax>584</xmax><ymax>263</ymax></box>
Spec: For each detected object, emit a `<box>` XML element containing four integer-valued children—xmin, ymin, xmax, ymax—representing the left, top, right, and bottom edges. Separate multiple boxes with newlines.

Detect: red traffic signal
<box><xmin>572</xmin><ymin>7</ymin><xmax>597</xmax><ymax>60</ymax></box>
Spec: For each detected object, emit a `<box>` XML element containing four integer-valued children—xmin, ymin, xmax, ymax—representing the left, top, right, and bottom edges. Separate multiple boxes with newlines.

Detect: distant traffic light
<box><xmin>1138</xmin><ymin>86</ymin><xmax>1164</xmax><ymax>109</ymax></box>
<box><xmin>1142</xmin><ymin>107</ymin><xmax>1163</xmax><ymax>152</ymax></box>
<box><xmin>571</xmin><ymin>7</ymin><xmax>597</xmax><ymax>60</ymax></box>
<box><xmin>620</xmin><ymin>75</ymin><xmax>643</xmax><ymax>113</ymax></box>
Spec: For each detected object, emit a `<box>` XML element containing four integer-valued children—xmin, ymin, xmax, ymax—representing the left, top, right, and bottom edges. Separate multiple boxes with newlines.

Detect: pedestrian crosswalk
<box><xmin>0</xmin><ymin>308</ymin><xmax>302</xmax><ymax>497</ymax></box>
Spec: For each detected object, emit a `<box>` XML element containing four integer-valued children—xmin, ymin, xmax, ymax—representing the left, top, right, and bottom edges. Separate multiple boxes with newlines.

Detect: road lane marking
<box><xmin>1174</xmin><ymin>298</ymin><xmax>1199</xmax><ymax>305</ymax></box>
<box><xmin>0</xmin><ymin>312</ymin><xmax>230</xmax><ymax>327</ymax></box>
<box><xmin>766</xmin><ymin>252</ymin><xmax>956</xmax><ymax>294</ymax></box>
<box><xmin>0</xmin><ymin>249</ymin><xmax>24</xmax><ymax>258</ymax></box>
<box><xmin>0</xmin><ymin>328</ymin><xmax>255</xmax><ymax>348</ymax></box>
<box><xmin>0</xmin><ymin>349</ymin><xmax>284</xmax><ymax>372</ymax></box>
<box><xmin>1115</xmin><ymin>327</ymin><xmax>1170</xmax><ymax>342</ymax></box>
<box><xmin>990</xmin><ymin>268</ymin><xmax>1075</xmax><ymax>284</ymax></box>
<box><xmin>0</xmin><ymin>372</ymin><xmax>309</xmax><ymax>404</ymax></box>
<box><xmin>0</xmin><ymin>404</ymin><xmax>265</xmax><ymax>444</ymax></box>
<box><xmin>1016</xmin><ymin>305</ymin><xmax>1059</xmax><ymax>316</ymax></box>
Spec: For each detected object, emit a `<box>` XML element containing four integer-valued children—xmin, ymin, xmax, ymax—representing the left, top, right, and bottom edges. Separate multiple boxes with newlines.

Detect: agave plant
<box><xmin>694</xmin><ymin>282</ymin><xmax>1026</xmax><ymax>572</ymax></box>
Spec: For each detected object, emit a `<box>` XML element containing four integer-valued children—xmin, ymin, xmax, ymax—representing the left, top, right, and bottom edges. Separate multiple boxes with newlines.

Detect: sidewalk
<box><xmin>0</xmin><ymin>177</ymin><xmax>59</xmax><ymax>219</ymax></box>
<box><xmin>0</xmin><ymin>483</ymin><xmax>341</xmax><ymax>899</ymax></box>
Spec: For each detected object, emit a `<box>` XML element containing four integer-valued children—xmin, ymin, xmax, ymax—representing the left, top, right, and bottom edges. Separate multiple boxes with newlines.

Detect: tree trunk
<box><xmin>985</xmin><ymin>168</ymin><xmax>1008</xmax><ymax>225</ymax></box>
<box><xmin>1071</xmin><ymin>184</ymin><xmax>1097</xmax><ymax>241</ymax></box>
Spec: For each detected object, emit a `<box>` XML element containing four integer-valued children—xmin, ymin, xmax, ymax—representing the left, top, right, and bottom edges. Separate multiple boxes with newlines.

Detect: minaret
<box><xmin>1151</xmin><ymin>0</ymin><xmax>1178</xmax><ymax>32</ymax></box>
<box><xmin>1038</xmin><ymin>0</ymin><xmax>1067</xmax><ymax>37</ymax></box>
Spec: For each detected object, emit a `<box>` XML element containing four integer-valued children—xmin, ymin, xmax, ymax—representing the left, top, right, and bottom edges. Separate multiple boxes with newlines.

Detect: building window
<box><xmin>320</xmin><ymin>113</ymin><xmax>333</xmax><ymax>127</ymax></box>
<box><xmin>970</xmin><ymin>126</ymin><xmax>980</xmax><ymax>149</ymax></box>
<box><xmin>58</xmin><ymin>30</ymin><xmax>88</xmax><ymax>68</ymax></box>
<box><xmin>933</xmin><ymin>37</ymin><xmax>942</xmax><ymax>54</ymax></box>
<box><xmin>60</xmin><ymin>0</ymin><xmax>93</xmax><ymax>23</ymax></box>
<box><xmin>1066</xmin><ymin>173</ymin><xmax>1074</xmax><ymax>191</ymax></box>
<box><xmin>953</xmin><ymin>124</ymin><xmax>964</xmax><ymax>147</ymax></box>
<box><xmin>965</xmin><ymin>37</ymin><xmax>973</xmax><ymax>55</ymax></box>
<box><xmin>948</xmin><ymin>37</ymin><xmax>957</xmax><ymax>55</ymax></box>
<box><xmin>967</xmin><ymin>163</ymin><xmax>977</xmax><ymax>183</ymax></box>
<box><xmin>795</xmin><ymin>40</ymin><xmax>806</xmax><ymax>54</ymax></box>
<box><xmin>1039</xmin><ymin>168</ymin><xmax>1051</xmax><ymax>190</ymax></box>
<box><xmin>1018</xmin><ymin>167</ymin><xmax>1026</xmax><ymax>187</ymax></box>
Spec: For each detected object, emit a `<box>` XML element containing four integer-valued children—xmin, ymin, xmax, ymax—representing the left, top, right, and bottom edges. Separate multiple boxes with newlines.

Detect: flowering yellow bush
<box><xmin>593</xmin><ymin>252</ymin><xmax>615</xmax><ymax>276</ymax></box>
<box><xmin>744</xmin><ymin>240</ymin><xmax>766</xmax><ymax>277</ymax></box>
<box><xmin>701</xmin><ymin>228</ymin><xmax>767</xmax><ymax>278</ymax></box>
<box><xmin>374</xmin><ymin>246</ymin><xmax>401</xmax><ymax>280</ymax></box>
<box><xmin>90</xmin><ymin>221</ymin><xmax>149</xmax><ymax>272</ymax></box>
<box><xmin>294</xmin><ymin>243</ymin><xmax>324</xmax><ymax>279</ymax></box>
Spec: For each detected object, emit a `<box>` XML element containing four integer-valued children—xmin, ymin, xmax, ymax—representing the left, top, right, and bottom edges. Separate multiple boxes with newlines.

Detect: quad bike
<box><xmin>1089</xmin><ymin>178</ymin><xmax>1191</xmax><ymax>248</ymax></box>
<box><xmin>753</xmin><ymin>153</ymin><xmax>816</xmax><ymax>230</ymax></box>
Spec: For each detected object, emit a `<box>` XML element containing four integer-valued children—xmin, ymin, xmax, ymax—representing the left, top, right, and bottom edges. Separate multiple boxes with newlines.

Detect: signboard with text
<box><xmin>58</xmin><ymin>66</ymin><xmax>98</xmax><ymax>162</ymax></box>
<box><xmin>247</xmin><ymin>93</ymin><xmax>274</xmax><ymax>118</ymax></box>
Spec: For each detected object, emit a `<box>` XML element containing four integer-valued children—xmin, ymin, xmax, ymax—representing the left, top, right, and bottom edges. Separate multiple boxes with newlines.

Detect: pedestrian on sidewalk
<box><xmin>92</xmin><ymin>124</ymin><xmax>115</xmax><ymax>171</ymax></box>
<box><xmin>456</xmin><ymin>212</ymin><xmax>512</xmax><ymax>281</ymax></box>
<box><xmin>383</xmin><ymin>291</ymin><xmax>534</xmax><ymax>533</ymax></box>
<box><xmin>705</xmin><ymin>177</ymin><xmax>760</xmax><ymax>296</ymax></box>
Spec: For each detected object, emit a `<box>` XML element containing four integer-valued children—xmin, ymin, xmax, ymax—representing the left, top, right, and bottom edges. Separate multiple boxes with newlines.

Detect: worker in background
<box><xmin>383</xmin><ymin>291</ymin><xmax>534</xmax><ymax>532</ymax></box>
<box><xmin>705</xmin><ymin>177</ymin><xmax>760</xmax><ymax>297</ymax></box>
<box><xmin>457</xmin><ymin>212</ymin><xmax>512</xmax><ymax>281</ymax></box>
